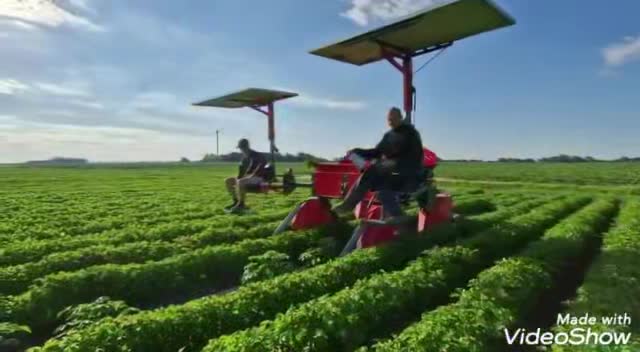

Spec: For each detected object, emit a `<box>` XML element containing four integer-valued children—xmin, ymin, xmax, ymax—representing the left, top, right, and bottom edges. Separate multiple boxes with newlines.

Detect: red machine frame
<box><xmin>194</xmin><ymin>0</ymin><xmax>515</xmax><ymax>255</ymax></box>
<box><xmin>379</xmin><ymin>42</ymin><xmax>452</xmax><ymax>124</ymax></box>
<box><xmin>274</xmin><ymin>147</ymin><xmax>451</xmax><ymax>255</ymax></box>
<box><xmin>248</xmin><ymin>102</ymin><xmax>277</xmax><ymax>164</ymax></box>
<box><xmin>284</xmin><ymin>0</ymin><xmax>516</xmax><ymax>254</ymax></box>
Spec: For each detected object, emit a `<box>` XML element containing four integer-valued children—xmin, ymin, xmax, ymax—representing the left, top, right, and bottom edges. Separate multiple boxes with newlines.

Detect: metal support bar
<box><xmin>384</xmin><ymin>56</ymin><xmax>404</xmax><ymax>72</ymax></box>
<box><xmin>340</xmin><ymin>224</ymin><xmax>367</xmax><ymax>256</ymax></box>
<box><xmin>402</xmin><ymin>56</ymin><xmax>413</xmax><ymax>123</ymax></box>
<box><xmin>361</xmin><ymin>215</ymin><xmax>415</xmax><ymax>227</ymax></box>
<box><xmin>377</xmin><ymin>41</ymin><xmax>454</xmax><ymax>125</ymax></box>
<box><xmin>411</xmin><ymin>42</ymin><xmax>453</xmax><ymax>58</ymax></box>
<box><xmin>249</xmin><ymin>102</ymin><xmax>277</xmax><ymax>164</ymax></box>
<box><xmin>380</xmin><ymin>48</ymin><xmax>414</xmax><ymax>124</ymax></box>
<box><xmin>249</xmin><ymin>105</ymin><xmax>269</xmax><ymax>116</ymax></box>
<box><xmin>273</xmin><ymin>202</ymin><xmax>304</xmax><ymax>235</ymax></box>
<box><xmin>267</xmin><ymin>102</ymin><xmax>276</xmax><ymax>164</ymax></box>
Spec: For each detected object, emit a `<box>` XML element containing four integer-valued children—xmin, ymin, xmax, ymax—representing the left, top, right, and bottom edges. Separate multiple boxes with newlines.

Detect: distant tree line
<box><xmin>25</xmin><ymin>157</ymin><xmax>88</xmax><ymax>165</ymax></box>
<box><xmin>201</xmin><ymin>153</ymin><xmax>640</xmax><ymax>163</ymax></box>
<box><xmin>614</xmin><ymin>156</ymin><xmax>640</xmax><ymax>162</ymax></box>
<box><xmin>24</xmin><ymin>154</ymin><xmax>640</xmax><ymax>165</ymax></box>
<box><xmin>201</xmin><ymin>152</ymin><xmax>328</xmax><ymax>163</ymax></box>
<box><xmin>441</xmin><ymin>159</ymin><xmax>484</xmax><ymax>163</ymax></box>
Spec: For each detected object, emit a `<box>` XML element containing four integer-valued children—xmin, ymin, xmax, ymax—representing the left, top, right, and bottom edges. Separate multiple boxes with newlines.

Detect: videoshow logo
<box><xmin>504</xmin><ymin>313</ymin><xmax>633</xmax><ymax>346</ymax></box>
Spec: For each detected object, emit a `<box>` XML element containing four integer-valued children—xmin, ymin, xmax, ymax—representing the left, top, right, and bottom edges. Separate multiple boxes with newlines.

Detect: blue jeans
<box><xmin>377</xmin><ymin>190</ymin><xmax>404</xmax><ymax>217</ymax></box>
<box><xmin>341</xmin><ymin>163</ymin><xmax>412</xmax><ymax>216</ymax></box>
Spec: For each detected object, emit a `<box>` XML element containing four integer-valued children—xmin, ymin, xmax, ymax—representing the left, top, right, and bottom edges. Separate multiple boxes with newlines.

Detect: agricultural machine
<box><xmin>193</xmin><ymin>0</ymin><xmax>515</xmax><ymax>255</ymax></box>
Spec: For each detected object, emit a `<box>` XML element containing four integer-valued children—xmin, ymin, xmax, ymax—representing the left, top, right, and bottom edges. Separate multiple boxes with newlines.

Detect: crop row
<box><xmin>0</xmin><ymin>188</ymin><xmax>493</xmax><ymax>266</ymax></box>
<box><xmin>0</xmin><ymin>196</ymin><xmax>494</xmax><ymax>295</ymax></box>
<box><xmin>33</xmin><ymin>194</ymin><xmax>561</xmax><ymax>352</ymax></box>
<box><xmin>0</xmin><ymin>191</ymin><xmax>230</xmax><ymax>225</ymax></box>
<box><xmin>1</xmin><ymin>222</ymin><xmax>355</xmax><ymax>332</ymax></box>
<box><xmin>435</xmin><ymin>161</ymin><xmax>640</xmax><ymax>186</ymax></box>
<box><xmin>0</xmin><ymin>195</ymin><xmax>502</xmax><ymax>327</ymax></box>
<box><xmin>453</xmin><ymin>188</ymin><xmax>550</xmax><ymax>208</ymax></box>
<box><xmin>365</xmin><ymin>197</ymin><xmax>617</xmax><ymax>351</ymax></box>
<box><xmin>0</xmin><ymin>208</ymin><xmax>295</xmax><ymax>267</ymax></box>
<box><xmin>0</xmin><ymin>193</ymin><xmax>237</xmax><ymax>239</ymax></box>
<box><xmin>550</xmin><ymin>199</ymin><xmax>640</xmax><ymax>352</ymax></box>
<box><xmin>0</xmin><ymin>197</ymin><xmax>301</xmax><ymax>246</ymax></box>
<box><xmin>0</xmin><ymin>188</ymin><xmax>488</xmax><ymax>243</ymax></box>
<box><xmin>0</xmin><ymin>221</ymin><xmax>283</xmax><ymax>295</ymax></box>
<box><xmin>201</xmin><ymin>196</ymin><xmax>592</xmax><ymax>351</ymax></box>
<box><xmin>451</xmin><ymin>192</ymin><xmax>526</xmax><ymax>213</ymax></box>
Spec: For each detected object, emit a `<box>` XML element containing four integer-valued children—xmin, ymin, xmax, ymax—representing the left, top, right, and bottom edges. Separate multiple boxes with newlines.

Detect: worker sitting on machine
<box><xmin>224</xmin><ymin>138</ymin><xmax>271</xmax><ymax>214</ymax></box>
<box><xmin>332</xmin><ymin>107</ymin><xmax>425</xmax><ymax>218</ymax></box>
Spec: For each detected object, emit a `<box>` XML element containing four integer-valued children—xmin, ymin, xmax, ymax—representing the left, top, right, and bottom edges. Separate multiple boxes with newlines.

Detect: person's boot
<box><xmin>224</xmin><ymin>199</ymin><xmax>239</xmax><ymax>210</ymax></box>
<box><xmin>229</xmin><ymin>201</ymin><xmax>248</xmax><ymax>214</ymax></box>
<box><xmin>332</xmin><ymin>183</ymin><xmax>368</xmax><ymax>216</ymax></box>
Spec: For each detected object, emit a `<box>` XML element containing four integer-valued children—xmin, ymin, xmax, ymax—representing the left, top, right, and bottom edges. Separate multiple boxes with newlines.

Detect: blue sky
<box><xmin>0</xmin><ymin>0</ymin><xmax>639</xmax><ymax>162</ymax></box>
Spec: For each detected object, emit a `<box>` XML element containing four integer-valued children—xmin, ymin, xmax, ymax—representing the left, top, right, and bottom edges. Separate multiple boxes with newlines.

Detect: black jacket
<box><xmin>354</xmin><ymin>123</ymin><xmax>424</xmax><ymax>176</ymax></box>
<box><xmin>238</xmin><ymin>150</ymin><xmax>268</xmax><ymax>178</ymax></box>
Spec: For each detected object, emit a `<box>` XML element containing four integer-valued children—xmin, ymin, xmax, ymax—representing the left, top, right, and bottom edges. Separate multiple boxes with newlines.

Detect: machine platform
<box><xmin>309</xmin><ymin>0</ymin><xmax>515</xmax><ymax>65</ymax></box>
<box><xmin>193</xmin><ymin>88</ymin><xmax>298</xmax><ymax>108</ymax></box>
<box><xmin>193</xmin><ymin>88</ymin><xmax>298</xmax><ymax>164</ymax></box>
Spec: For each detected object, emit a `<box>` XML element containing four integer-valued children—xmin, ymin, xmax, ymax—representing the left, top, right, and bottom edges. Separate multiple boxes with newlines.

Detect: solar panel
<box><xmin>193</xmin><ymin>88</ymin><xmax>298</xmax><ymax>108</ymax></box>
<box><xmin>309</xmin><ymin>0</ymin><xmax>515</xmax><ymax>65</ymax></box>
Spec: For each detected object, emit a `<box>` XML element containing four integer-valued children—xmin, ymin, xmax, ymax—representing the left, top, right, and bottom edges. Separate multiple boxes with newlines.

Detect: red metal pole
<box><xmin>267</xmin><ymin>102</ymin><xmax>275</xmax><ymax>142</ymax></box>
<box><xmin>267</xmin><ymin>102</ymin><xmax>276</xmax><ymax>163</ymax></box>
<box><xmin>402</xmin><ymin>55</ymin><xmax>413</xmax><ymax>124</ymax></box>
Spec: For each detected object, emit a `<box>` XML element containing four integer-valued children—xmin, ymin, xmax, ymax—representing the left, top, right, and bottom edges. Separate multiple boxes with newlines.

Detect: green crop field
<box><xmin>1</xmin><ymin>162</ymin><xmax>638</xmax><ymax>351</ymax></box>
<box><xmin>437</xmin><ymin>162</ymin><xmax>640</xmax><ymax>187</ymax></box>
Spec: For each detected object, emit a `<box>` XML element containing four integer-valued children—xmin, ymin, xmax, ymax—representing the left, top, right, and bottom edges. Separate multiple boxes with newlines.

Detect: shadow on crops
<box><xmin>496</xmin><ymin>230</ymin><xmax>614</xmax><ymax>351</ymax></box>
<box><xmin>358</xmin><ymin>219</ymin><xmax>544</xmax><ymax>350</ymax></box>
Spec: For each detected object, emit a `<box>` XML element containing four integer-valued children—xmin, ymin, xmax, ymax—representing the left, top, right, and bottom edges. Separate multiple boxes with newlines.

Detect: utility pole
<box><xmin>215</xmin><ymin>129</ymin><xmax>221</xmax><ymax>156</ymax></box>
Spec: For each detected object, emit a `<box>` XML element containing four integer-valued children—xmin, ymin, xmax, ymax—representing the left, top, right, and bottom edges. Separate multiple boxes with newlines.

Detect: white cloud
<box><xmin>43</xmin><ymin>109</ymin><xmax>78</xmax><ymax>117</ymax></box>
<box><xmin>0</xmin><ymin>79</ymin><xmax>30</xmax><ymax>95</ymax></box>
<box><xmin>274</xmin><ymin>87</ymin><xmax>367</xmax><ymax>111</ymax></box>
<box><xmin>291</xmin><ymin>96</ymin><xmax>366</xmax><ymax>110</ymax></box>
<box><xmin>0</xmin><ymin>119</ymin><xmax>215</xmax><ymax>162</ymax></box>
<box><xmin>129</xmin><ymin>91</ymin><xmax>180</xmax><ymax>110</ymax></box>
<box><xmin>341</xmin><ymin>0</ymin><xmax>439</xmax><ymax>26</ymax></box>
<box><xmin>0</xmin><ymin>78</ymin><xmax>95</xmax><ymax>98</ymax></box>
<box><xmin>0</xmin><ymin>0</ymin><xmax>104</xmax><ymax>32</ymax></box>
<box><xmin>602</xmin><ymin>35</ymin><xmax>640</xmax><ymax>67</ymax></box>
<box><xmin>67</xmin><ymin>0</ymin><xmax>94</xmax><ymax>14</ymax></box>
<box><xmin>35</xmin><ymin>82</ymin><xmax>91</xmax><ymax>97</ymax></box>
<box><xmin>0</xmin><ymin>115</ymin><xmax>18</xmax><ymax>121</ymax></box>
<box><xmin>69</xmin><ymin>100</ymin><xmax>104</xmax><ymax>109</ymax></box>
<box><xmin>0</xmin><ymin>19</ymin><xmax>39</xmax><ymax>31</ymax></box>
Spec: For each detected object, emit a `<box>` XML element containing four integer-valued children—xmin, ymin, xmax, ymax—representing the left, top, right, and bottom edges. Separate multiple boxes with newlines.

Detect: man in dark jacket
<box><xmin>225</xmin><ymin>138</ymin><xmax>270</xmax><ymax>213</ymax></box>
<box><xmin>333</xmin><ymin>107</ymin><xmax>424</xmax><ymax>216</ymax></box>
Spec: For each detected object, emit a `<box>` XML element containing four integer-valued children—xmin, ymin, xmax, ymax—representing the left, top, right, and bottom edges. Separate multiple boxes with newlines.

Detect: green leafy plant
<box><xmin>241</xmin><ymin>251</ymin><xmax>296</xmax><ymax>284</ymax></box>
<box><xmin>367</xmin><ymin>198</ymin><xmax>617</xmax><ymax>351</ymax></box>
<box><xmin>550</xmin><ymin>200</ymin><xmax>640</xmax><ymax>352</ymax></box>
<box><xmin>202</xmin><ymin>196</ymin><xmax>590</xmax><ymax>351</ymax></box>
<box><xmin>53</xmin><ymin>296</ymin><xmax>140</xmax><ymax>338</ymax></box>
<box><xmin>34</xmin><ymin>196</ymin><xmax>547</xmax><ymax>352</ymax></box>
<box><xmin>299</xmin><ymin>237</ymin><xmax>340</xmax><ymax>267</ymax></box>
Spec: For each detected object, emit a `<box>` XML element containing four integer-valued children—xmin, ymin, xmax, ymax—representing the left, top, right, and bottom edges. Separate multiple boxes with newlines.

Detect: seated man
<box><xmin>333</xmin><ymin>107</ymin><xmax>425</xmax><ymax>217</ymax></box>
<box><xmin>225</xmin><ymin>138</ymin><xmax>269</xmax><ymax>213</ymax></box>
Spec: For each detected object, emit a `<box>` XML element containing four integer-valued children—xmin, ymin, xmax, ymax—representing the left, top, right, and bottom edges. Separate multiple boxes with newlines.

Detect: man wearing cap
<box><xmin>224</xmin><ymin>138</ymin><xmax>269</xmax><ymax>213</ymax></box>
